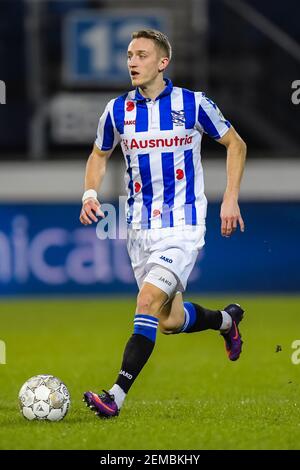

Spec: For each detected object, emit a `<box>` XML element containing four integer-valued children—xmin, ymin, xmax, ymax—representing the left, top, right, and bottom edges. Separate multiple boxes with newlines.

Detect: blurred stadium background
<box><xmin>0</xmin><ymin>0</ymin><xmax>299</xmax><ymax>297</ymax></box>
<box><xmin>0</xmin><ymin>0</ymin><xmax>300</xmax><ymax>451</ymax></box>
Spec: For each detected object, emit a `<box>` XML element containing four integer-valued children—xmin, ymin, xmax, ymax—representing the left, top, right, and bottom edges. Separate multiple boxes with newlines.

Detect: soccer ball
<box><xmin>18</xmin><ymin>374</ymin><xmax>70</xmax><ymax>421</ymax></box>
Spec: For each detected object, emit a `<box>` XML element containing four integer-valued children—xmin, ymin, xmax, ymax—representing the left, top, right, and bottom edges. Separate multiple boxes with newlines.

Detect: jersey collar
<box><xmin>134</xmin><ymin>78</ymin><xmax>173</xmax><ymax>102</ymax></box>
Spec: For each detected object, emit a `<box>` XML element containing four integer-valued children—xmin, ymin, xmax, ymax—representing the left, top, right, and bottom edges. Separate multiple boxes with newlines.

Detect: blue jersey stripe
<box><xmin>113</xmin><ymin>94</ymin><xmax>126</xmax><ymax>135</ymax></box>
<box><xmin>159</xmin><ymin>93</ymin><xmax>173</xmax><ymax>130</ymax></box>
<box><xmin>198</xmin><ymin>104</ymin><xmax>220</xmax><ymax>139</ymax></box>
<box><xmin>182</xmin><ymin>89</ymin><xmax>196</xmax><ymax>129</ymax></box>
<box><xmin>101</xmin><ymin>112</ymin><xmax>114</xmax><ymax>150</ymax></box>
<box><xmin>184</xmin><ymin>149</ymin><xmax>197</xmax><ymax>225</ymax></box>
<box><xmin>161</xmin><ymin>152</ymin><xmax>175</xmax><ymax>227</ymax></box>
<box><xmin>138</xmin><ymin>153</ymin><xmax>153</xmax><ymax>229</ymax></box>
<box><xmin>126</xmin><ymin>155</ymin><xmax>134</xmax><ymax>225</ymax></box>
<box><xmin>135</xmin><ymin>102</ymin><xmax>149</xmax><ymax>132</ymax></box>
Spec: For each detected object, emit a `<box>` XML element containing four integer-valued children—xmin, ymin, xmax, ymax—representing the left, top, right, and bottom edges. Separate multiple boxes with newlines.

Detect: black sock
<box><xmin>116</xmin><ymin>334</ymin><xmax>155</xmax><ymax>393</ymax></box>
<box><xmin>185</xmin><ymin>303</ymin><xmax>222</xmax><ymax>332</ymax></box>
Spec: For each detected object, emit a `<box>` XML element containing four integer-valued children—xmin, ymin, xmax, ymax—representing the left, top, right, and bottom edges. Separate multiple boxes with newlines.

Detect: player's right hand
<box><xmin>79</xmin><ymin>197</ymin><xmax>105</xmax><ymax>225</ymax></box>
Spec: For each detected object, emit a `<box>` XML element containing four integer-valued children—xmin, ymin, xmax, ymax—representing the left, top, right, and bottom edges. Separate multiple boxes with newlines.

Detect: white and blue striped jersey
<box><xmin>95</xmin><ymin>78</ymin><xmax>231</xmax><ymax>229</ymax></box>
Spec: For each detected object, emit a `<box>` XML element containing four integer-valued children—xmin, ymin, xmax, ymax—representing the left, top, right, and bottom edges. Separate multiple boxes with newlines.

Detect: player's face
<box><xmin>127</xmin><ymin>38</ymin><xmax>165</xmax><ymax>87</ymax></box>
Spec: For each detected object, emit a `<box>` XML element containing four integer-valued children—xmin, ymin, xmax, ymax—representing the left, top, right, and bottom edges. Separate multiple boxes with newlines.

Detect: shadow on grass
<box><xmin>0</xmin><ymin>414</ymin><xmax>91</xmax><ymax>428</ymax></box>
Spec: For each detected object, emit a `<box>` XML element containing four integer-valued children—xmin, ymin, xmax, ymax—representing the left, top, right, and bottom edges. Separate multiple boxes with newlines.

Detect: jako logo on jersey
<box><xmin>124</xmin><ymin>120</ymin><xmax>136</xmax><ymax>126</ymax></box>
<box><xmin>119</xmin><ymin>370</ymin><xmax>133</xmax><ymax>380</ymax></box>
<box><xmin>122</xmin><ymin>135</ymin><xmax>193</xmax><ymax>151</ymax></box>
<box><xmin>159</xmin><ymin>276</ymin><xmax>172</xmax><ymax>286</ymax></box>
<box><xmin>159</xmin><ymin>255</ymin><xmax>173</xmax><ymax>264</ymax></box>
<box><xmin>126</xmin><ymin>101</ymin><xmax>135</xmax><ymax>111</ymax></box>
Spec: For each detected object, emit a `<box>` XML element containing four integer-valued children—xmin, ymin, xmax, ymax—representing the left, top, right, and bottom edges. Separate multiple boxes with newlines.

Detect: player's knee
<box><xmin>136</xmin><ymin>291</ymin><xmax>162</xmax><ymax>315</ymax></box>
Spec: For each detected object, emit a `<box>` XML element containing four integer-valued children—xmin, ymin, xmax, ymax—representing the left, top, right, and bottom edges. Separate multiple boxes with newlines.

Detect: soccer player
<box><xmin>80</xmin><ymin>30</ymin><xmax>246</xmax><ymax>418</ymax></box>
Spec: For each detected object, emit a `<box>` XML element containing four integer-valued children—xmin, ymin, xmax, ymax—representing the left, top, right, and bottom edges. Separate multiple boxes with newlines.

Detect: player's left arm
<box><xmin>216</xmin><ymin>126</ymin><xmax>247</xmax><ymax>237</ymax></box>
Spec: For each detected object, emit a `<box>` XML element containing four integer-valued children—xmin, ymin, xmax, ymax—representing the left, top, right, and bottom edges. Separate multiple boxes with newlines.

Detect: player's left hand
<box><xmin>220</xmin><ymin>197</ymin><xmax>245</xmax><ymax>237</ymax></box>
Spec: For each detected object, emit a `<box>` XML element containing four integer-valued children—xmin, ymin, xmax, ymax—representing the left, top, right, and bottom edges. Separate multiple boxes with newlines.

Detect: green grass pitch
<box><xmin>0</xmin><ymin>296</ymin><xmax>300</xmax><ymax>450</ymax></box>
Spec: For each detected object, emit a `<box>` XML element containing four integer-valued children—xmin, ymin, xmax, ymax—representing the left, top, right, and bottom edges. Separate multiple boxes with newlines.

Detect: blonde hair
<box><xmin>131</xmin><ymin>29</ymin><xmax>172</xmax><ymax>60</ymax></box>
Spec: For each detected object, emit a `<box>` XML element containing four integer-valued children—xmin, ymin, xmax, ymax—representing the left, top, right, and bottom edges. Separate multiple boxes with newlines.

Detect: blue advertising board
<box><xmin>0</xmin><ymin>202</ymin><xmax>299</xmax><ymax>297</ymax></box>
<box><xmin>64</xmin><ymin>10</ymin><xmax>169</xmax><ymax>84</ymax></box>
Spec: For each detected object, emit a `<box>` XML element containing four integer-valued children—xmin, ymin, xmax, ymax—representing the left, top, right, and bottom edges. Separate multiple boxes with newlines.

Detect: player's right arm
<box><xmin>80</xmin><ymin>99</ymin><xmax>120</xmax><ymax>226</ymax></box>
<box><xmin>79</xmin><ymin>144</ymin><xmax>113</xmax><ymax>225</ymax></box>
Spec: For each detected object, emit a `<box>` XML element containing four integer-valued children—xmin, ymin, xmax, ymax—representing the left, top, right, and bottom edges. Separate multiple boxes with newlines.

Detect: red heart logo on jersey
<box><xmin>134</xmin><ymin>182</ymin><xmax>141</xmax><ymax>193</ymax></box>
<box><xmin>126</xmin><ymin>101</ymin><xmax>135</xmax><ymax>112</ymax></box>
<box><xmin>176</xmin><ymin>169</ymin><xmax>184</xmax><ymax>180</ymax></box>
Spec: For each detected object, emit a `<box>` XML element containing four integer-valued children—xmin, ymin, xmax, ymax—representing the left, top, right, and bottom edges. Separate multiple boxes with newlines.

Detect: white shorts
<box><xmin>127</xmin><ymin>224</ymin><xmax>206</xmax><ymax>293</ymax></box>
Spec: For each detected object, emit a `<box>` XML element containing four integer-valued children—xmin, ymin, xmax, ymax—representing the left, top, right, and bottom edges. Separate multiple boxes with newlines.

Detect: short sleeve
<box><xmin>197</xmin><ymin>94</ymin><xmax>231</xmax><ymax>139</ymax></box>
<box><xmin>94</xmin><ymin>101</ymin><xmax>121</xmax><ymax>151</ymax></box>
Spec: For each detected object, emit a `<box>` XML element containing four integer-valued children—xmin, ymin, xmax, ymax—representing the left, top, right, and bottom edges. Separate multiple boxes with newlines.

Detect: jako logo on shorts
<box><xmin>160</xmin><ymin>255</ymin><xmax>173</xmax><ymax>263</ymax></box>
<box><xmin>159</xmin><ymin>277</ymin><xmax>172</xmax><ymax>286</ymax></box>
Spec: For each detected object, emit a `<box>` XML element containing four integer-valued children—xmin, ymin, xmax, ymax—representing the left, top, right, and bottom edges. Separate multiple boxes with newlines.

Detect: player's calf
<box><xmin>159</xmin><ymin>292</ymin><xmax>185</xmax><ymax>334</ymax></box>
